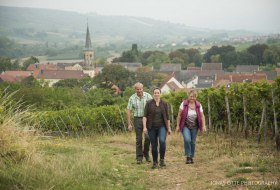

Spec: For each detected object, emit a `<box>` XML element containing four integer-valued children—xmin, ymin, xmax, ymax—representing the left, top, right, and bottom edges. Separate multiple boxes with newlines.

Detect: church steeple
<box><xmin>83</xmin><ymin>22</ymin><xmax>94</xmax><ymax>68</ymax></box>
<box><xmin>85</xmin><ymin>23</ymin><xmax>92</xmax><ymax>50</ymax></box>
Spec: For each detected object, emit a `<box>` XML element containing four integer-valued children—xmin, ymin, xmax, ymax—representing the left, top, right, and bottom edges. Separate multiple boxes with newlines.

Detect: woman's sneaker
<box><xmin>190</xmin><ymin>158</ymin><xmax>194</xmax><ymax>164</ymax></box>
<box><xmin>160</xmin><ymin>159</ymin><xmax>166</xmax><ymax>167</ymax></box>
<box><xmin>186</xmin><ymin>157</ymin><xmax>192</xmax><ymax>164</ymax></box>
<box><xmin>152</xmin><ymin>162</ymin><xmax>158</xmax><ymax>169</ymax></box>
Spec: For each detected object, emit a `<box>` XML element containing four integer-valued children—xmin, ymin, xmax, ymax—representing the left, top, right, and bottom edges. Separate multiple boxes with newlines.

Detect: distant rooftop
<box><xmin>160</xmin><ymin>64</ymin><xmax>181</xmax><ymax>72</ymax></box>
<box><xmin>201</xmin><ymin>63</ymin><xmax>222</xmax><ymax>71</ymax></box>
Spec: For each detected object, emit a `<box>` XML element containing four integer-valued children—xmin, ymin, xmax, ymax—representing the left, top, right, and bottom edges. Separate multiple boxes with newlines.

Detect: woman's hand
<box><xmin>175</xmin><ymin>125</ymin><xmax>180</xmax><ymax>133</ymax></box>
<box><xmin>202</xmin><ymin>125</ymin><xmax>207</xmax><ymax>133</ymax></box>
<box><xmin>167</xmin><ymin>127</ymin><xmax>172</xmax><ymax>135</ymax></box>
<box><xmin>143</xmin><ymin>127</ymin><xmax>148</xmax><ymax>134</ymax></box>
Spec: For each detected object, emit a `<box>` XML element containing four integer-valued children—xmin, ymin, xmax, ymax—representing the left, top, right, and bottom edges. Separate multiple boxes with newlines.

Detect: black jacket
<box><xmin>144</xmin><ymin>99</ymin><xmax>169</xmax><ymax>129</ymax></box>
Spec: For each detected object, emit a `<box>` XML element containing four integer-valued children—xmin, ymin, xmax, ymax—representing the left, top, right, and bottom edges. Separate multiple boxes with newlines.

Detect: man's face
<box><xmin>135</xmin><ymin>86</ymin><xmax>143</xmax><ymax>97</ymax></box>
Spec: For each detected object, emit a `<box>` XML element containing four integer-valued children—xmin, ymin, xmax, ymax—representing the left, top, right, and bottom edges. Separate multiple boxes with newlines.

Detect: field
<box><xmin>1</xmin><ymin>130</ymin><xmax>279</xmax><ymax>190</ymax></box>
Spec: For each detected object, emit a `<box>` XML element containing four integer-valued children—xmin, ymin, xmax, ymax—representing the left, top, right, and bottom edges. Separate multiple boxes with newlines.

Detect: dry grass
<box><xmin>1</xmin><ymin>130</ymin><xmax>280</xmax><ymax>190</ymax></box>
<box><xmin>2</xmin><ymin>89</ymin><xmax>278</xmax><ymax>189</ymax></box>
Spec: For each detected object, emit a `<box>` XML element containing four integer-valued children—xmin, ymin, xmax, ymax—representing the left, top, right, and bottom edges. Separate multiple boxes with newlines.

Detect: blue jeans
<box><xmin>148</xmin><ymin>126</ymin><xmax>167</xmax><ymax>163</ymax></box>
<box><xmin>182</xmin><ymin>127</ymin><xmax>198</xmax><ymax>158</ymax></box>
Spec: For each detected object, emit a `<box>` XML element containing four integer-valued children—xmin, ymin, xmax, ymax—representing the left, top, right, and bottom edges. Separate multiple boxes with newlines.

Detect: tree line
<box><xmin>113</xmin><ymin>43</ymin><xmax>280</xmax><ymax>70</ymax></box>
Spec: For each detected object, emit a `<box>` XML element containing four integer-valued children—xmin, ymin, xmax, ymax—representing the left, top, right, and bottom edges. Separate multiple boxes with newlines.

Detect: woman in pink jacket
<box><xmin>176</xmin><ymin>89</ymin><xmax>206</xmax><ymax>164</ymax></box>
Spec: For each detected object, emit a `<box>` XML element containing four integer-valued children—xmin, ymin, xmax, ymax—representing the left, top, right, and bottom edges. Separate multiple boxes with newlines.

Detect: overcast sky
<box><xmin>1</xmin><ymin>0</ymin><xmax>279</xmax><ymax>33</ymax></box>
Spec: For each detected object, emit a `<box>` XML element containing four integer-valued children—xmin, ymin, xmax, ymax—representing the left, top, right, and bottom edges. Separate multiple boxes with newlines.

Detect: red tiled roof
<box><xmin>36</xmin><ymin>70</ymin><xmax>88</xmax><ymax>79</ymax></box>
<box><xmin>216</xmin><ymin>73</ymin><xmax>267</xmax><ymax>82</ymax></box>
<box><xmin>27</xmin><ymin>63</ymin><xmax>58</xmax><ymax>71</ymax></box>
<box><xmin>166</xmin><ymin>81</ymin><xmax>181</xmax><ymax>91</ymax></box>
<box><xmin>187</xmin><ymin>67</ymin><xmax>201</xmax><ymax>71</ymax></box>
<box><xmin>159</xmin><ymin>72</ymin><xmax>176</xmax><ymax>88</ymax></box>
<box><xmin>0</xmin><ymin>71</ymin><xmax>32</xmax><ymax>82</ymax></box>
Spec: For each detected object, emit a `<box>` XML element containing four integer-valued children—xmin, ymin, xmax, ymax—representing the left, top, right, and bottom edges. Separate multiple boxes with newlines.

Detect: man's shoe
<box><xmin>151</xmin><ymin>162</ymin><xmax>158</xmax><ymax>169</ymax></box>
<box><xmin>186</xmin><ymin>157</ymin><xmax>192</xmax><ymax>164</ymax></box>
<box><xmin>145</xmin><ymin>156</ymin><xmax>151</xmax><ymax>162</ymax></box>
<box><xmin>136</xmin><ymin>160</ymin><xmax>142</xmax><ymax>164</ymax></box>
<box><xmin>160</xmin><ymin>159</ymin><xmax>166</xmax><ymax>167</ymax></box>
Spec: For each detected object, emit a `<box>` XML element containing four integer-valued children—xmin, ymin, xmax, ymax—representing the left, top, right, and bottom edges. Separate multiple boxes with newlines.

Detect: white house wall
<box><xmin>168</xmin><ymin>77</ymin><xmax>184</xmax><ymax>88</ymax></box>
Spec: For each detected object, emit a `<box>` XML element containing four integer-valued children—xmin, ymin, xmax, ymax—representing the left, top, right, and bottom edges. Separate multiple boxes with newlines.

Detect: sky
<box><xmin>1</xmin><ymin>0</ymin><xmax>280</xmax><ymax>33</ymax></box>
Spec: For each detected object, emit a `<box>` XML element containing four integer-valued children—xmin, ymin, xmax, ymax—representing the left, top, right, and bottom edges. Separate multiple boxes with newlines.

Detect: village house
<box><xmin>235</xmin><ymin>65</ymin><xmax>259</xmax><ymax>73</ymax></box>
<box><xmin>160</xmin><ymin>63</ymin><xmax>182</xmax><ymax>72</ymax></box>
<box><xmin>213</xmin><ymin>73</ymin><xmax>267</xmax><ymax>88</ymax></box>
<box><xmin>160</xmin><ymin>73</ymin><xmax>184</xmax><ymax>94</ymax></box>
<box><xmin>0</xmin><ymin>71</ymin><xmax>33</xmax><ymax>83</ymax></box>
<box><xmin>1</xmin><ymin>24</ymin><xmax>96</xmax><ymax>85</ymax></box>
<box><xmin>36</xmin><ymin>70</ymin><xmax>88</xmax><ymax>86</ymax></box>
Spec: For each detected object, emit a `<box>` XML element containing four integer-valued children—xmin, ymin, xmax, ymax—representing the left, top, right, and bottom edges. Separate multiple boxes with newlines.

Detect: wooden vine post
<box><xmin>272</xmin><ymin>90</ymin><xmax>280</xmax><ymax>150</ymax></box>
<box><xmin>207</xmin><ymin>95</ymin><xmax>212</xmax><ymax>130</ymax></box>
<box><xmin>225</xmin><ymin>94</ymin><xmax>232</xmax><ymax>135</ymax></box>
<box><xmin>243</xmin><ymin>94</ymin><xmax>248</xmax><ymax>138</ymax></box>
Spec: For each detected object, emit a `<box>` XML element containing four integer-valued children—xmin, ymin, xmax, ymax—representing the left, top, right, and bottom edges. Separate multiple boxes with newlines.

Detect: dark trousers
<box><xmin>134</xmin><ymin>117</ymin><xmax>150</xmax><ymax>161</ymax></box>
<box><xmin>148</xmin><ymin>126</ymin><xmax>167</xmax><ymax>163</ymax></box>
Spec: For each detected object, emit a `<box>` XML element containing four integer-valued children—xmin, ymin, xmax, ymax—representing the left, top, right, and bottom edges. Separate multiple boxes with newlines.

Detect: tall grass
<box><xmin>0</xmin><ymin>89</ymin><xmax>39</xmax><ymax>189</ymax></box>
<box><xmin>1</xmin><ymin>88</ymin><xmax>279</xmax><ymax>190</ymax></box>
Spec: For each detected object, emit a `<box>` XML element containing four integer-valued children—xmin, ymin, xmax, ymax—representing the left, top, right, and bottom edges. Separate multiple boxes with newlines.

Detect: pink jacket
<box><xmin>179</xmin><ymin>100</ymin><xmax>203</xmax><ymax>132</ymax></box>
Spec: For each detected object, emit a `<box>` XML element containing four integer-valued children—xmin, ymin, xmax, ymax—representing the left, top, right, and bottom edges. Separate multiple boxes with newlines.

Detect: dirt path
<box><xmin>103</xmin><ymin>132</ymin><xmax>280</xmax><ymax>190</ymax></box>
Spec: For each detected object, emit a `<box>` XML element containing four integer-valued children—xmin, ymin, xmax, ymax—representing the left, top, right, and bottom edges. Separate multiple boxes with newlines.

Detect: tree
<box><xmin>113</xmin><ymin>44</ymin><xmax>141</xmax><ymax>63</ymax></box>
<box><xmin>0</xmin><ymin>56</ymin><xmax>12</xmax><ymax>72</ymax></box>
<box><xmin>21</xmin><ymin>76</ymin><xmax>40</xmax><ymax>87</ymax></box>
<box><xmin>152</xmin><ymin>73</ymin><xmax>169</xmax><ymax>87</ymax></box>
<box><xmin>86</xmin><ymin>88</ymin><xmax>116</xmax><ymax>106</ymax></box>
<box><xmin>236</xmin><ymin>51</ymin><xmax>257</xmax><ymax>65</ymax></box>
<box><xmin>146</xmin><ymin>52</ymin><xmax>170</xmax><ymax>69</ymax></box>
<box><xmin>94</xmin><ymin>64</ymin><xmax>135</xmax><ymax>90</ymax></box>
<box><xmin>141</xmin><ymin>51</ymin><xmax>154</xmax><ymax>66</ymax></box>
<box><xmin>22</xmin><ymin>56</ymin><xmax>39</xmax><ymax>70</ymax></box>
<box><xmin>203</xmin><ymin>46</ymin><xmax>220</xmax><ymax>62</ymax></box>
<box><xmin>210</xmin><ymin>54</ymin><xmax>221</xmax><ymax>63</ymax></box>
<box><xmin>220</xmin><ymin>51</ymin><xmax>236</xmax><ymax>69</ymax></box>
<box><xmin>263</xmin><ymin>46</ymin><xmax>280</xmax><ymax>65</ymax></box>
<box><xmin>186</xmin><ymin>48</ymin><xmax>202</xmax><ymax>66</ymax></box>
<box><xmin>169</xmin><ymin>50</ymin><xmax>186</xmax><ymax>68</ymax></box>
<box><xmin>135</xmin><ymin>67</ymin><xmax>154</xmax><ymax>88</ymax></box>
<box><xmin>247</xmin><ymin>44</ymin><xmax>268</xmax><ymax>65</ymax></box>
<box><xmin>204</xmin><ymin>45</ymin><xmax>235</xmax><ymax>63</ymax></box>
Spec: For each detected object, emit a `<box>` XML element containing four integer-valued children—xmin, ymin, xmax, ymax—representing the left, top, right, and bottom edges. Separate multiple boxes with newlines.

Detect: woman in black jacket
<box><xmin>143</xmin><ymin>88</ymin><xmax>171</xmax><ymax>169</ymax></box>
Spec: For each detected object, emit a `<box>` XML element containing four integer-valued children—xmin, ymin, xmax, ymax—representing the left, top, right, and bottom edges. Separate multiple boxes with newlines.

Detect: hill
<box><xmin>0</xmin><ymin>6</ymin><xmax>259</xmax><ymax>48</ymax></box>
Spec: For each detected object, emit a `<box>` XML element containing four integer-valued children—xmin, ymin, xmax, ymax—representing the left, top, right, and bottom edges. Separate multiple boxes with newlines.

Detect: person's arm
<box><xmin>167</xmin><ymin>119</ymin><xmax>171</xmax><ymax>135</ymax></box>
<box><xmin>143</xmin><ymin>102</ymin><xmax>149</xmax><ymax>134</ymax></box>
<box><xmin>165</xmin><ymin>102</ymin><xmax>172</xmax><ymax>134</ymax></box>
<box><xmin>201</xmin><ymin>112</ymin><xmax>207</xmax><ymax>132</ymax></box>
<box><xmin>127</xmin><ymin>109</ymin><xmax>132</xmax><ymax>131</ymax></box>
<box><xmin>143</xmin><ymin>117</ymin><xmax>148</xmax><ymax>134</ymax></box>
<box><xmin>176</xmin><ymin>109</ymin><xmax>183</xmax><ymax>132</ymax></box>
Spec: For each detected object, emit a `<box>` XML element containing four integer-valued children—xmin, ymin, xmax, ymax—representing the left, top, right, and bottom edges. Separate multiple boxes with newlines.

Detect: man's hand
<box><xmin>128</xmin><ymin>124</ymin><xmax>133</xmax><ymax>132</ymax></box>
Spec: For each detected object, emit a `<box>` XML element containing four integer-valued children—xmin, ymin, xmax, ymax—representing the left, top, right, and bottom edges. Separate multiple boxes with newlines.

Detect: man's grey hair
<box><xmin>134</xmin><ymin>82</ymin><xmax>143</xmax><ymax>88</ymax></box>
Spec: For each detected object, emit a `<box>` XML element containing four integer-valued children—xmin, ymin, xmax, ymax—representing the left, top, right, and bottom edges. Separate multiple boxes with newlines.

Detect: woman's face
<box><xmin>153</xmin><ymin>89</ymin><xmax>161</xmax><ymax>99</ymax></box>
<box><xmin>188</xmin><ymin>92</ymin><xmax>196</xmax><ymax>102</ymax></box>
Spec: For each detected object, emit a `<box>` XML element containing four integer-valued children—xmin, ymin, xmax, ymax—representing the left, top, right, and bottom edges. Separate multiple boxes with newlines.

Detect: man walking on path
<box><xmin>127</xmin><ymin>82</ymin><xmax>152</xmax><ymax>164</ymax></box>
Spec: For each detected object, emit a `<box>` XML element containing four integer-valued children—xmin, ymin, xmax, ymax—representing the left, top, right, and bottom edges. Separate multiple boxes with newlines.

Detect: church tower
<box><xmin>84</xmin><ymin>23</ymin><xmax>94</xmax><ymax>68</ymax></box>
